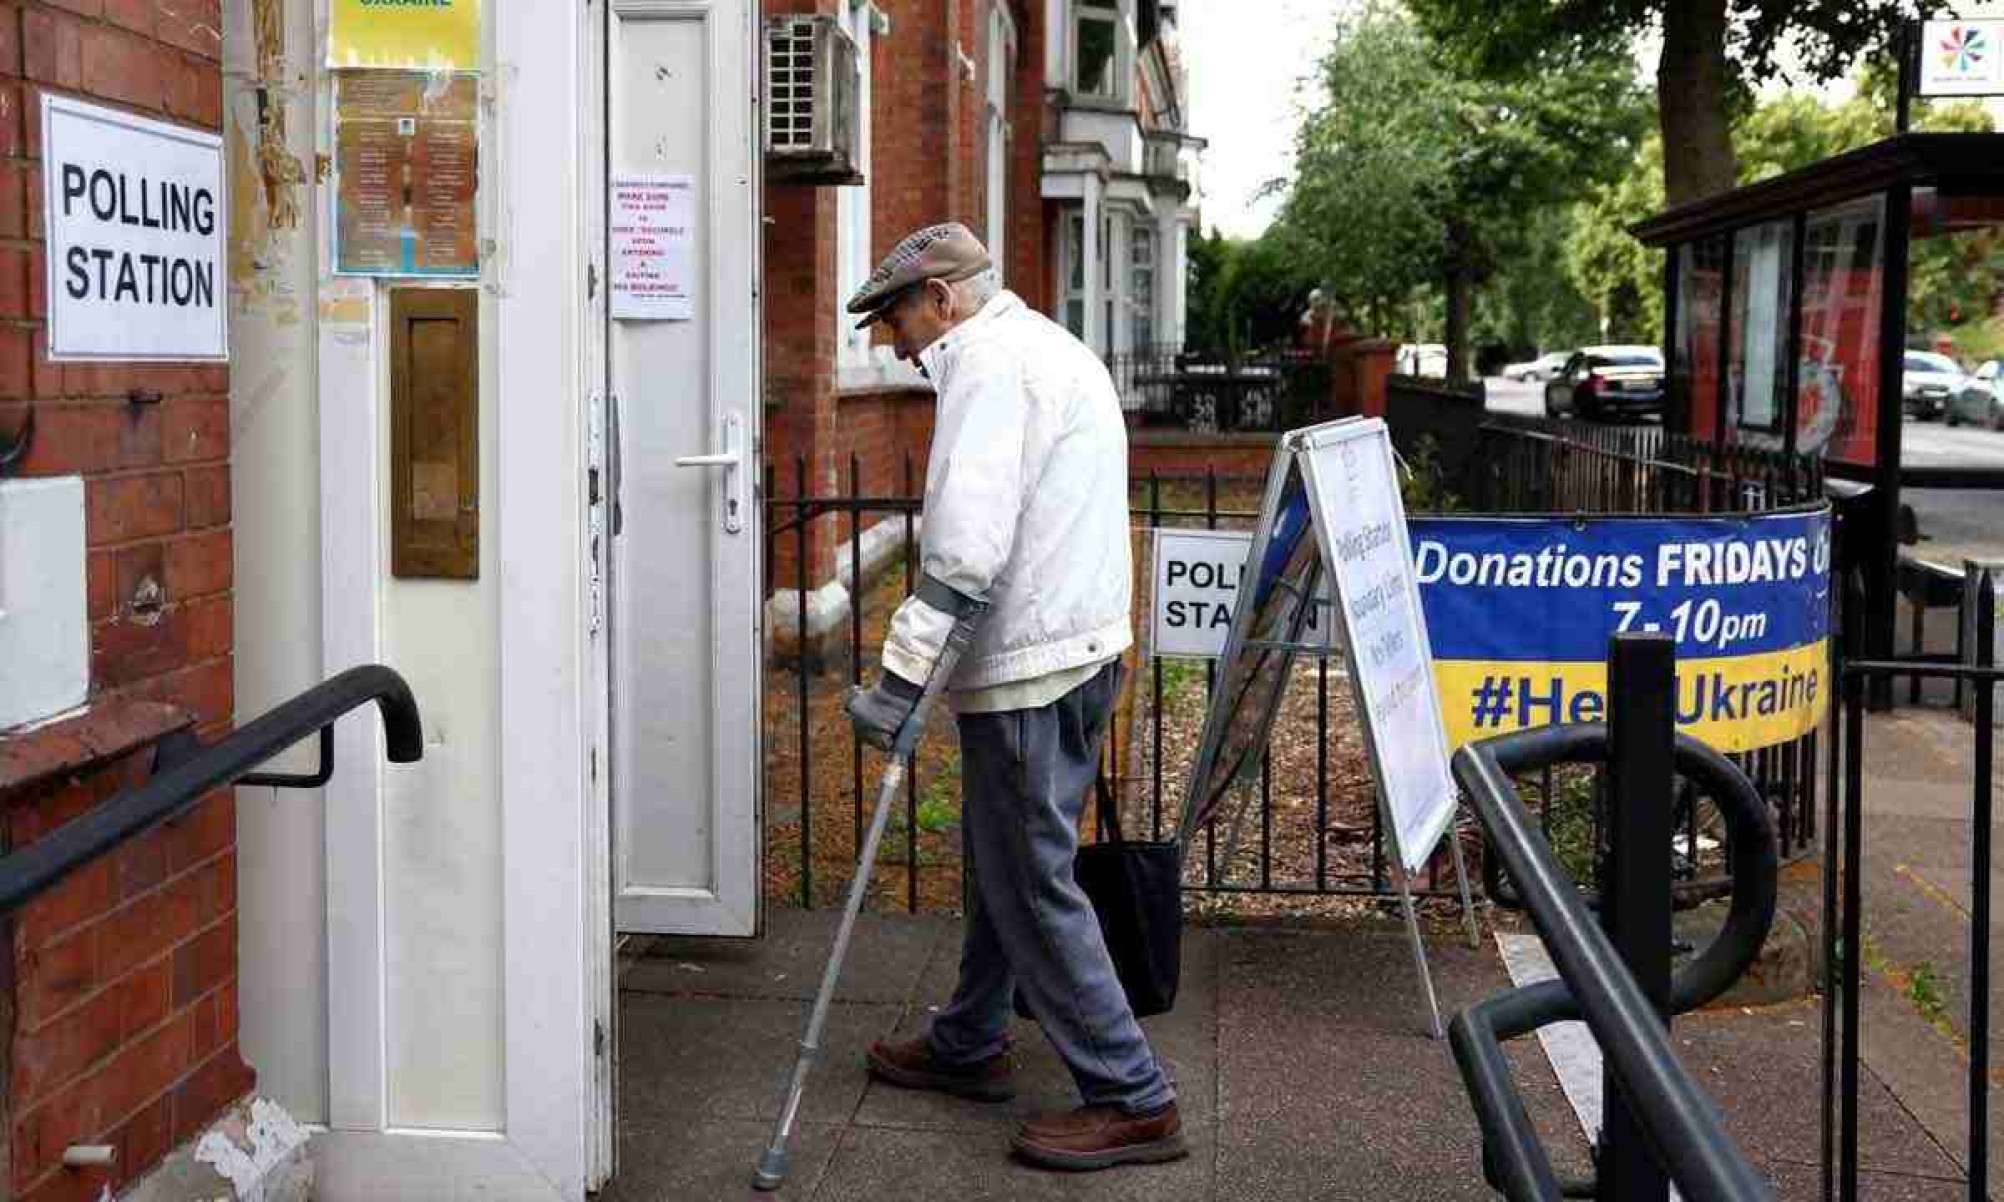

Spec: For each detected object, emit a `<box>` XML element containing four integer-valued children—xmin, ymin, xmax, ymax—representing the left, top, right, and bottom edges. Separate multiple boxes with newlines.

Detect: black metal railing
<box><xmin>0</xmin><ymin>666</ymin><xmax>422</xmax><ymax>915</ymax></box>
<box><xmin>1472</xmin><ymin>415</ymin><xmax>1824</xmax><ymax>516</ymax></box>
<box><xmin>1822</xmin><ymin>568</ymin><xmax>1999</xmax><ymax>1202</ymax></box>
<box><xmin>1451</xmin><ymin>635</ymin><xmax>1776</xmax><ymax>1202</ymax></box>
<box><xmin>767</xmin><ymin>456</ymin><xmax>1828</xmax><ymax>914</ymax></box>
<box><xmin>1106</xmin><ymin>345</ymin><xmax>1334</xmax><ymax>434</ymax></box>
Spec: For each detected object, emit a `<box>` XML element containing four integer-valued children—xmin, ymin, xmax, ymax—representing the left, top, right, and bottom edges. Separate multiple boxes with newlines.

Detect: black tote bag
<box><xmin>1014</xmin><ymin>772</ymin><xmax>1183</xmax><ymax>1020</ymax></box>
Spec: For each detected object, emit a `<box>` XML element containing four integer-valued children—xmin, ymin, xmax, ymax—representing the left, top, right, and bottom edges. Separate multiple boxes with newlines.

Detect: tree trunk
<box><xmin>1444</xmin><ymin>226</ymin><xmax>1473</xmax><ymax>382</ymax></box>
<box><xmin>1657</xmin><ymin>0</ymin><xmax>1737</xmax><ymax>207</ymax></box>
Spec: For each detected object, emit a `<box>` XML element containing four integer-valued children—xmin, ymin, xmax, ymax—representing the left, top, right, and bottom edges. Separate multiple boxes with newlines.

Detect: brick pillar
<box><xmin>0</xmin><ymin>0</ymin><xmax>252</xmax><ymax>1195</ymax></box>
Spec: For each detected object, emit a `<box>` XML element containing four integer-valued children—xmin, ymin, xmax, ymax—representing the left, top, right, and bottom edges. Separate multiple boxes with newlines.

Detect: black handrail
<box><xmin>1450</xmin><ymin>724</ymin><xmax>1777</xmax><ymax>1202</ymax></box>
<box><xmin>0</xmin><ymin>665</ymin><xmax>421</xmax><ymax>915</ymax></box>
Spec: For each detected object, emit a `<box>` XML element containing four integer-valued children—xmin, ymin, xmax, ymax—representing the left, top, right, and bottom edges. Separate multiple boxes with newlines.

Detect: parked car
<box><xmin>1949</xmin><ymin>359</ymin><xmax>2004</xmax><ymax>428</ymax></box>
<box><xmin>1902</xmin><ymin>351</ymin><xmax>1965</xmax><ymax>421</ymax></box>
<box><xmin>1395</xmin><ymin>343</ymin><xmax>1448</xmax><ymax>378</ymax></box>
<box><xmin>1543</xmin><ymin>345</ymin><xmax>1665</xmax><ymax>421</ymax></box>
<box><xmin>1501</xmin><ymin>350</ymin><xmax>1571</xmax><ymax>383</ymax></box>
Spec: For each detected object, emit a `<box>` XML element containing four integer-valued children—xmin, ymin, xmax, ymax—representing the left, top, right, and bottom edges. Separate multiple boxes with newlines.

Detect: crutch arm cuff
<box><xmin>915</xmin><ymin>575</ymin><xmax>989</xmax><ymax>620</ymax></box>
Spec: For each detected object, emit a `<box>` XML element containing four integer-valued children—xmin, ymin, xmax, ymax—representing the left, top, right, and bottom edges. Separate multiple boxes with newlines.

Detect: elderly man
<box><xmin>843</xmin><ymin>223</ymin><xmax>1182</xmax><ymax>1171</ymax></box>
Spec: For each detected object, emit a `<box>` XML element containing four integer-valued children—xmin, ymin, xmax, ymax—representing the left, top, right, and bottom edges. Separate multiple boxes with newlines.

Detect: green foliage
<box><xmin>1565</xmin><ymin>133</ymin><xmax>1665</xmax><ymax>345</ymax></box>
<box><xmin>1271</xmin><ymin>6</ymin><xmax>1648</xmax><ymax>354</ymax></box>
<box><xmin>1473</xmin><ymin>206</ymin><xmax>1605</xmax><ymax>356</ymax></box>
<box><xmin>1185</xmin><ymin>228</ymin><xmax>1316</xmax><ymax>357</ymax></box>
<box><xmin>1158</xmin><ymin>658</ymin><xmax>1205</xmax><ymax>705</ymax></box>
<box><xmin>1558</xmin><ymin>79</ymin><xmax>1995</xmax><ymax>351</ymax></box>
<box><xmin>1406</xmin><ymin>0</ymin><xmax>1946</xmax><ymax>203</ymax></box>
<box><xmin>1399</xmin><ymin>435</ymin><xmax>1463</xmax><ymax>513</ymax></box>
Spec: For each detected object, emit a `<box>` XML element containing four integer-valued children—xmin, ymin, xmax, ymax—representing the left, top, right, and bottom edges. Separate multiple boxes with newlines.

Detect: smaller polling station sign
<box><xmin>1413</xmin><ymin>508</ymin><xmax>1832</xmax><ymax>754</ymax></box>
<box><xmin>1150</xmin><ymin>528</ymin><xmax>1333</xmax><ymax>659</ymax></box>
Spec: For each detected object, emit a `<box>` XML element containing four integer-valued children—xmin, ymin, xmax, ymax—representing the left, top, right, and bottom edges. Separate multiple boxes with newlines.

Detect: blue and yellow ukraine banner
<box><xmin>1408</xmin><ymin>508</ymin><xmax>1832</xmax><ymax>755</ymax></box>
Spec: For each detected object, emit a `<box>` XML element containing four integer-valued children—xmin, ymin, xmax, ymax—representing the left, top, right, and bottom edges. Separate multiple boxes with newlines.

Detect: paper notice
<box><xmin>611</xmin><ymin>173</ymin><xmax>696</xmax><ymax>321</ymax></box>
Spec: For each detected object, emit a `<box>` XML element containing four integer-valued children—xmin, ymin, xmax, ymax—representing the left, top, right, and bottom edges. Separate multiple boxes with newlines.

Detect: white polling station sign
<box><xmin>1297</xmin><ymin>418</ymin><xmax>1458</xmax><ymax>874</ymax></box>
<box><xmin>41</xmin><ymin>95</ymin><xmax>225</xmax><ymax>361</ymax></box>
<box><xmin>1150</xmin><ymin>527</ymin><xmax>1335</xmax><ymax>659</ymax></box>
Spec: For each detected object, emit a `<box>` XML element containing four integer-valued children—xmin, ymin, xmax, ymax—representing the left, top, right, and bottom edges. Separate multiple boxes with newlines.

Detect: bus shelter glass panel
<box><xmin>1729</xmin><ymin>221</ymin><xmax>1793</xmax><ymax>441</ymax></box>
<box><xmin>1908</xmin><ymin>186</ymin><xmax>2004</xmax><ymax>430</ymax></box>
<box><xmin>1798</xmin><ymin>195</ymin><xmax>1886</xmax><ymax>465</ymax></box>
<box><xmin>1676</xmin><ymin>236</ymin><xmax>1727</xmax><ymax>439</ymax></box>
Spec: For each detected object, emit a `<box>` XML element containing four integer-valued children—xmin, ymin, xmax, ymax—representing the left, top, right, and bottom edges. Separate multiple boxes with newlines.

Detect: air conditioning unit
<box><xmin>765</xmin><ymin>16</ymin><xmax>864</xmax><ymax>186</ymax></box>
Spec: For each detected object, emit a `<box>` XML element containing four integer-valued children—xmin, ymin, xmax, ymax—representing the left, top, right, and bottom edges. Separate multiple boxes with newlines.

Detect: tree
<box><xmin>1184</xmin><ymin>229</ymin><xmax>1316</xmax><ymax>357</ymax></box>
<box><xmin>1561</xmin><ymin>76</ymin><xmax>1993</xmax><ymax>349</ymax></box>
<box><xmin>1405</xmin><ymin>0</ymin><xmax>1940</xmax><ymax>207</ymax></box>
<box><xmin>1274</xmin><ymin>7</ymin><xmax>1648</xmax><ymax>377</ymax></box>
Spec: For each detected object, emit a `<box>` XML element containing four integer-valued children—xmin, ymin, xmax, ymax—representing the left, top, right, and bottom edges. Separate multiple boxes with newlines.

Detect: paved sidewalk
<box><xmin>1841</xmin><ymin>703</ymin><xmax>2004</xmax><ymax>1186</ymax></box>
<box><xmin>603</xmin><ymin>906</ymin><xmax>1955</xmax><ymax>1200</ymax></box>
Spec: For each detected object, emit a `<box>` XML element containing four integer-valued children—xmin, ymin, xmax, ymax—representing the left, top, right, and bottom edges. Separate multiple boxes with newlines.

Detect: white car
<box><xmin>1502</xmin><ymin>351</ymin><xmax>1570</xmax><ymax>383</ymax></box>
<box><xmin>1902</xmin><ymin>351</ymin><xmax>1966</xmax><ymax>421</ymax></box>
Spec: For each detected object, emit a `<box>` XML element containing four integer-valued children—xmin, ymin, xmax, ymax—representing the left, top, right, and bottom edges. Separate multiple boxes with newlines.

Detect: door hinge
<box><xmin>595</xmin><ymin>1020</ymin><xmax>607</xmax><ymax>1057</ymax></box>
<box><xmin>588</xmin><ymin>262</ymin><xmax>599</xmax><ymax>300</ymax></box>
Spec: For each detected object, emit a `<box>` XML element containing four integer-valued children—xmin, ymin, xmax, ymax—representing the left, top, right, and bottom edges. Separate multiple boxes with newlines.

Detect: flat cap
<box><xmin>846</xmin><ymin>223</ymin><xmax>993</xmax><ymax>327</ymax></box>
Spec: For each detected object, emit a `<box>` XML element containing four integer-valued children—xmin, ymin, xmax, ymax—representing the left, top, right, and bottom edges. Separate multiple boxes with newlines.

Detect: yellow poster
<box><xmin>329</xmin><ymin>0</ymin><xmax>480</xmax><ymax>71</ymax></box>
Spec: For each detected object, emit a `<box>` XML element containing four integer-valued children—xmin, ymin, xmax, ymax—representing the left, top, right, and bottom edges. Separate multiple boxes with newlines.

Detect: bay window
<box><xmin>1075</xmin><ymin>2</ymin><xmax>1119</xmax><ymax>99</ymax></box>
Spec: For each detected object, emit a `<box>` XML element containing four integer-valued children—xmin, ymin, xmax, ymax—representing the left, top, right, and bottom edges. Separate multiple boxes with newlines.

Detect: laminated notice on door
<box><xmin>611</xmin><ymin>173</ymin><xmax>695</xmax><ymax>321</ymax></box>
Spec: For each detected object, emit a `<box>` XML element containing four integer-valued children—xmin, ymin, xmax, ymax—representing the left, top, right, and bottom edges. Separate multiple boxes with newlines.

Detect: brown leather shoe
<box><xmin>1010</xmin><ymin>1103</ymin><xmax>1187</xmax><ymax>1171</ymax></box>
<box><xmin>865</xmin><ymin>1035</ymin><xmax>1015</xmax><ymax>1102</ymax></box>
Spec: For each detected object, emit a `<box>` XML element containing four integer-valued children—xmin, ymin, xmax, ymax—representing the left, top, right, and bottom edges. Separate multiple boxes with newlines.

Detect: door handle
<box><xmin>675</xmin><ymin>414</ymin><xmax>746</xmax><ymax>534</ymax></box>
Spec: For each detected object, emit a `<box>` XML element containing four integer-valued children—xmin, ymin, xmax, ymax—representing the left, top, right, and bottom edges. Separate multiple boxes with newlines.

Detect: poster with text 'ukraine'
<box><xmin>1412</xmin><ymin>508</ymin><xmax>1831</xmax><ymax>755</ymax></box>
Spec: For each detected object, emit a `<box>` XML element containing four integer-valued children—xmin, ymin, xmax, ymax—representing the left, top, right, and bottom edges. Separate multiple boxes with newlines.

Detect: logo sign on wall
<box><xmin>40</xmin><ymin>95</ymin><xmax>226</xmax><ymax>362</ymax></box>
<box><xmin>1920</xmin><ymin>19</ymin><xmax>2004</xmax><ymax>97</ymax></box>
<box><xmin>1414</xmin><ymin>509</ymin><xmax>1832</xmax><ymax>754</ymax></box>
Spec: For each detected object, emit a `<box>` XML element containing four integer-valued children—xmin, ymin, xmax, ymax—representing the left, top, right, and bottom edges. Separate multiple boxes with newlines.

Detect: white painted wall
<box><xmin>222</xmin><ymin>0</ymin><xmax>328</xmax><ymax>1124</ymax></box>
<box><xmin>227</xmin><ymin>0</ymin><xmax>508</xmax><ymax>1139</ymax></box>
<box><xmin>0</xmin><ymin>477</ymin><xmax>88</xmax><ymax>730</ymax></box>
<box><xmin>379</xmin><ymin>282</ymin><xmax>505</xmax><ymax>1130</ymax></box>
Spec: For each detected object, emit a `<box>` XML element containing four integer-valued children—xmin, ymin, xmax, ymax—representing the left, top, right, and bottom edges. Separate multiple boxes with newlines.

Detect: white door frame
<box><xmin>314</xmin><ymin>0</ymin><xmax>598</xmax><ymax>1191</ymax></box>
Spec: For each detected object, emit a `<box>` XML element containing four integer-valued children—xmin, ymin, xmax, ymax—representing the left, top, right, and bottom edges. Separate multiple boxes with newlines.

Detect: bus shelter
<box><xmin>1632</xmin><ymin>132</ymin><xmax>2004</xmax><ymax>663</ymax></box>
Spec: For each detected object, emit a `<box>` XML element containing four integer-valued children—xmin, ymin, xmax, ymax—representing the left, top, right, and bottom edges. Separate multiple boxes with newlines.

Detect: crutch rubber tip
<box><xmin>752</xmin><ymin>1148</ymin><xmax>790</xmax><ymax>1191</ymax></box>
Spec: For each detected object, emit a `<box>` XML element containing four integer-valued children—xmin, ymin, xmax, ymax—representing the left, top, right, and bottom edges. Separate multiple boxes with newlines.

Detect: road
<box><xmin>1481</xmin><ymin>377</ymin><xmax>2004</xmax><ymax>563</ymax></box>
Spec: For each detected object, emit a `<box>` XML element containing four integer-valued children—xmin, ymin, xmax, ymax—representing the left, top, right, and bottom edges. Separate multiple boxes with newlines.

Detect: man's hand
<box><xmin>846</xmin><ymin>673</ymin><xmax>925</xmax><ymax>751</ymax></box>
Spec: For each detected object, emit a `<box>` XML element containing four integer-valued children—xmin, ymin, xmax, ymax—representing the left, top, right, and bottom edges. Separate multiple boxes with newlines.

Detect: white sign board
<box><xmin>1150</xmin><ymin>527</ymin><xmax>1334</xmax><ymax>660</ymax></box>
<box><xmin>611</xmin><ymin>173</ymin><xmax>695</xmax><ymax>321</ymax></box>
<box><xmin>1298</xmin><ymin>419</ymin><xmax>1458</xmax><ymax>873</ymax></box>
<box><xmin>41</xmin><ymin>95</ymin><xmax>225</xmax><ymax>361</ymax></box>
<box><xmin>1920</xmin><ymin>20</ymin><xmax>2004</xmax><ymax>97</ymax></box>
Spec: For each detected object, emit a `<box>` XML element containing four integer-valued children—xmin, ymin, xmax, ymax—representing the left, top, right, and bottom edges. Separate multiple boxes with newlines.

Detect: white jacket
<box><xmin>880</xmin><ymin>291</ymin><xmax>1134</xmax><ymax>690</ymax></box>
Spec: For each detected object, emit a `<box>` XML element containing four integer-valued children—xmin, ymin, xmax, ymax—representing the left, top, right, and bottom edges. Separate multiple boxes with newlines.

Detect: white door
<box><xmin>609</xmin><ymin>0</ymin><xmax>762</xmax><ymax>937</ymax></box>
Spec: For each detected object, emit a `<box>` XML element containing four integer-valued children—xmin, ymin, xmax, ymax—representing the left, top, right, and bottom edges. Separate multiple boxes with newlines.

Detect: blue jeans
<box><xmin>925</xmin><ymin>663</ymin><xmax>1175</xmax><ymax>1115</ymax></box>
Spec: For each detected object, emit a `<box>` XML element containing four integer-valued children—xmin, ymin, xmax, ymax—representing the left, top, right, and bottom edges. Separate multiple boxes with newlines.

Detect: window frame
<box><xmin>1074</xmin><ymin>0</ymin><xmax>1123</xmax><ymax>102</ymax></box>
<box><xmin>835</xmin><ymin>0</ymin><xmax>878</xmax><ymax>370</ymax></box>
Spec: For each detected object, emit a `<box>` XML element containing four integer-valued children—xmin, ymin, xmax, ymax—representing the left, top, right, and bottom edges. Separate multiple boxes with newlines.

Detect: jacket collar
<box><xmin>919</xmin><ymin>290</ymin><xmax>1024</xmax><ymax>387</ymax></box>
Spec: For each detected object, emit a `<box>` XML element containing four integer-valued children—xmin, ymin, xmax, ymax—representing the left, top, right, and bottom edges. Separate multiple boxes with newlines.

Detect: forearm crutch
<box><xmin>753</xmin><ymin>590</ymin><xmax>987</xmax><ymax>1191</ymax></box>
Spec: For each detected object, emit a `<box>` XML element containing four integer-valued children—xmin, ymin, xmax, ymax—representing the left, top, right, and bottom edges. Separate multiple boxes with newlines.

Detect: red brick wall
<box><xmin>766</xmin><ymin>0</ymin><xmax>1044</xmax><ymax>593</ymax></box>
<box><xmin>0</xmin><ymin>0</ymin><xmax>248</xmax><ymax>1195</ymax></box>
<box><xmin>1129</xmin><ymin>433</ymin><xmax>1277</xmax><ymax>481</ymax></box>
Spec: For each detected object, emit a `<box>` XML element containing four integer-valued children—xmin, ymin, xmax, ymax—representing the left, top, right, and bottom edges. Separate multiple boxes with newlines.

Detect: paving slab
<box><xmin>619</xmin><ymin>993</ymin><xmax>901</xmax><ymax>1126</ymax></box>
<box><xmin>599</xmin><ymin>1117</ymin><xmax>841</xmax><ymax>1201</ymax></box>
<box><xmin>1671</xmin><ymin>1001</ymin><xmax>1962</xmax><ymax>1183</ymax></box>
<box><xmin>811</xmin><ymin>1122</ymin><xmax>1214</xmax><ymax>1202</ymax></box>
<box><xmin>1856</xmin><ymin>975</ymin><xmax>1995</xmax><ymax>1178</ymax></box>
<box><xmin>1214</xmin><ymin>1018</ymin><xmax>1499</xmax><ymax>1202</ymax></box>
<box><xmin>855</xmin><ymin>927</ymin><xmax>1221</xmax><ymax>1132</ymax></box>
<box><xmin>1217</xmin><ymin>922</ymin><xmax>1508</xmax><ymax>1038</ymax></box>
<box><xmin>623</xmin><ymin>910</ymin><xmax>954</xmax><ymax>1004</ymax></box>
